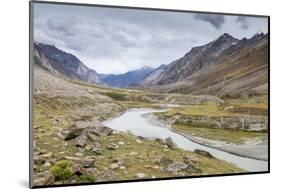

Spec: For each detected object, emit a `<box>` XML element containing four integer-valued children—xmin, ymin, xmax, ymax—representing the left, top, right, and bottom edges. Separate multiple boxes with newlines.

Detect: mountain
<box><xmin>101</xmin><ymin>66</ymin><xmax>154</xmax><ymax>88</ymax></box>
<box><xmin>138</xmin><ymin>33</ymin><xmax>268</xmax><ymax>98</ymax></box>
<box><xmin>34</xmin><ymin>43</ymin><xmax>102</xmax><ymax>84</ymax></box>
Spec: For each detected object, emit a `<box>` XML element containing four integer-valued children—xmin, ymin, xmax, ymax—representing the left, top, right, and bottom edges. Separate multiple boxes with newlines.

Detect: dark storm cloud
<box><xmin>194</xmin><ymin>14</ymin><xmax>225</xmax><ymax>29</ymax></box>
<box><xmin>236</xmin><ymin>16</ymin><xmax>250</xmax><ymax>30</ymax></box>
<box><xmin>34</xmin><ymin>3</ymin><xmax>268</xmax><ymax>74</ymax></box>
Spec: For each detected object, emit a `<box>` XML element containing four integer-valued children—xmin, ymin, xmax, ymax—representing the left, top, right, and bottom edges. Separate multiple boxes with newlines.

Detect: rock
<box><xmin>40</xmin><ymin>152</ymin><xmax>53</xmax><ymax>158</ymax></box>
<box><xmin>102</xmin><ymin>170</ymin><xmax>116</xmax><ymax>181</ymax></box>
<box><xmin>63</xmin><ymin>127</ymin><xmax>83</xmax><ymax>140</ymax></box>
<box><xmin>73</xmin><ymin>164</ymin><xmax>87</xmax><ymax>176</ymax></box>
<box><xmin>107</xmin><ymin>143</ymin><xmax>119</xmax><ymax>150</ymax></box>
<box><xmin>165</xmin><ymin>162</ymin><xmax>188</xmax><ymax>173</ymax></box>
<box><xmin>194</xmin><ymin>149</ymin><xmax>214</xmax><ymax>158</ymax></box>
<box><xmin>183</xmin><ymin>156</ymin><xmax>199</xmax><ymax>165</ymax></box>
<box><xmin>75</xmin><ymin>152</ymin><xmax>84</xmax><ymax>157</ymax></box>
<box><xmin>113</xmin><ymin>158</ymin><xmax>124</xmax><ymax>165</ymax></box>
<box><xmin>33</xmin><ymin>172</ymin><xmax>55</xmax><ymax>186</ymax></box>
<box><xmin>83</xmin><ymin>159</ymin><xmax>95</xmax><ymax>168</ymax></box>
<box><xmin>159</xmin><ymin>157</ymin><xmax>174</xmax><ymax>165</ymax></box>
<box><xmin>110</xmin><ymin>163</ymin><xmax>119</xmax><ymax>170</ymax></box>
<box><xmin>87</xmin><ymin>128</ymin><xmax>100</xmax><ymax>137</ymax></box>
<box><xmin>75</xmin><ymin>134</ymin><xmax>88</xmax><ymax>147</ymax></box>
<box><xmin>118</xmin><ymin>141</ymin><xmax>124</xmax><ymax>145</ymax></box>
<box><xmin>91</xmin><ymin>141</ymin><xmax>102</xmax><ymax>155</ymax></box>
<box><xmin>136</xmin><ymin>139</ymin><xmax>142</xmax><ymax>144</ymax></box>
<box><xmin>155</xmin><ymin>138</ymin><xmax>166</xmax><ymax>145</ymax></box>
<box><xmin>43</xmin><ymin>162</ymin><xmax>51</xmax><ymax>167</ymax></box>
<box><xmin>165</xmin><ymin>137</ymin><xmax>177</xmax><ymax>149</ymax></box>
<box><xmin>34</xmin><ymin>156</ymin><xmax>46</xmax><ymax>165</ymax></box>
<box><xmin>87</xmin><ymin>132</ymin><xmax>98</xmax><ymax>142</ymax></box>
<box><xmin>38</xmin><ymin>149</ymin><xmax>47</xmax><ymax>155</ymax></box>
<box><xmin>129</xmin><ymin>151</ymin><xmax>138</xmax><ymax>156</ymax></box>
<box><xmin>98</xmin><ymin>126</ymin><xmax>113</xmax><ymax>136</ymax></box>
<box><xmin>119</xmin><ymin>166</ymin><xmax>126</xmax><ymax>170</ymax></box>
<box><xmin>135</xmin><ymin>173</ymin><xmax>148</xmax><ymax>178</ymax></box>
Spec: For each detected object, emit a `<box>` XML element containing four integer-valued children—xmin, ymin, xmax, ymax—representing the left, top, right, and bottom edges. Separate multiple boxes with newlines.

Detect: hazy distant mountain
<box><xmin>101</xmin><ymin>66</ymin><xmax>154</xmax><ymax>88</ymax></box>
<box><xmin>139</xmin><ymin>33</ymin><xmax>268</xmax><ymax>97</ymax></box>
<box><xmin>34</xmin><ymin>43</ymin><xmax>102</xmax><ymax>84</ymax></box>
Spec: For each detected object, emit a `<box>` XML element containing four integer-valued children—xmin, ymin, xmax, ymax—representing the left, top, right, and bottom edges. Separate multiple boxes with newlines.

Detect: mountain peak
<box><xmin>216</xmin><ymin>33</ymin><xmax>236</xmax><ymax>42</ymax></box>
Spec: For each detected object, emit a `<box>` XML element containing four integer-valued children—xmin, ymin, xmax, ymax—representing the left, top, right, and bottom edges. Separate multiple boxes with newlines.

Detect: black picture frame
<box><xmin>29</xmin><ymin>1</ymin><xmax>270</xmax><ymax>188</ymax></box>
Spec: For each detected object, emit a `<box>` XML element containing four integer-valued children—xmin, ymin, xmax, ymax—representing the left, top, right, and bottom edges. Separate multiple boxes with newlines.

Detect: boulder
<box><xmin>75</xmin><ymin>134</ymin><xmax>88</xmax><ymax>147</ymax></box>
<box><xmin>165</xmin><ymin>137</ymin><xmax>177</xmax><ymax>149</ymax></box>
<box><xmin>98</xmin><ymin>126</ymin><xmax>113</xmax><ymax>136</ymax></box>
<box><xmin>194</xmin><ymin>149</ymin><xmax>214</xmax><ymax>158</ymax></box>
<box><xmin>165</xmin><ymin>162</ymin><xmax>188</xmax><ymax>173</ymax></box>
<box><xmin>63</xmin><ymin>127</ymin><xmax>83</xmax><ymax>140</ymax></box>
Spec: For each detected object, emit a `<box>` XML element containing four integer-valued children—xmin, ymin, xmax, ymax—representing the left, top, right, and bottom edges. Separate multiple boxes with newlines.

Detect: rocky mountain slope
<box><xmin>101</xmin><ymin>66</ymin><xmax>154</xmax><ymax>88</ymax></box>
<box><xmin>34</xmin><ymin>43</ymin><xmax>102</xmax><ymax>84</ymax></box>
<box><xmin>139</xmin><ymin>33</ymin><xmax>268</xmax><ymax>98</ymax></box>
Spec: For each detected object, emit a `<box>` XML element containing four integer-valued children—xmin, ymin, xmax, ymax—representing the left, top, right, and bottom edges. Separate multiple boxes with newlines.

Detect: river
<box><xmin>103</xmin><ymin>108</ymin><xmax>268</xmax><ymax>172</ymax></box>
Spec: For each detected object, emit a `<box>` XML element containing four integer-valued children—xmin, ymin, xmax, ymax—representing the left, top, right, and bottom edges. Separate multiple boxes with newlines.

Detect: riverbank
<box><xmin>144</xmin><ymin>113</ymin><xmax>268</xmax><ymax>161</ymax></box>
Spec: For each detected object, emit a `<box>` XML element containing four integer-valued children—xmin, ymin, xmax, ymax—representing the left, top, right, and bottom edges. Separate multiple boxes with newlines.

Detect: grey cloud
<box><xmin>34</xmin><ymin>3</ymin><xmax>268</xmax><ymax>74</ymax></box>
<box><xmin>236</xmin><ymin>16</ymin><xmax>249</xmax><ymax>30</ymax></box>
<box><xmin>194</xmin><ymin>14</ymin><xmax>225</xmax><ymax>29</ymax></box>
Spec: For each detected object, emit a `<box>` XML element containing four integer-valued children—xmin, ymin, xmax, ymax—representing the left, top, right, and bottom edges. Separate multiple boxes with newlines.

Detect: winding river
<box><xmin>103</xmin><ymin>108</ymin><xmax>268</xmax><ymax>172</ymax></box>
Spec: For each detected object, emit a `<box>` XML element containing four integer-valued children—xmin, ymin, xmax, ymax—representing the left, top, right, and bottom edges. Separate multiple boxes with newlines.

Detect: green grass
<box><xmin>173</xmin><ymin>124</ymin><xmax>267</xmax><ymax>144</ymax></box>
<box><xmin>100</xmin><ymin>92</ymin><xmax>128</xmax><ymax>101</ymax></box>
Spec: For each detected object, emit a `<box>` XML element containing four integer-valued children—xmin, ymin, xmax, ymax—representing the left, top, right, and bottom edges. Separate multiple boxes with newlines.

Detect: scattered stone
<box><xmin>102</xmin><ymin>170</ymin><xmax>116</xmax><ymax>181</ymax></box>
<box><xmin>73</xmin><ymin>164</ymin><xmax>87</xmax><ymax>176</ymax></box>
<box><xmin>118</xmin><ymin>141</ymin><xmax>124</xmax><ymax>145</ymax></box>
<box><xmin>110</xmin><ymin>163</ymin><xmax>119</xmax><ymax>170</ymax></box>
<box><xmin>136</xmin><ymin>139</ymin><xmax>142</xmax><ymax>144</ymax></box>
<box><xmin>107</xmin><ymin>143</ymin><xmax>119</xmax><ymax>150</ymax></box>
<box><xmin>165</xmin><ymin>137</ymin><xmax>177</xmax><ymax>149</ymax></box>
<box><xmin>183</xmin><ymin>156</ymin><xmax>199</xmax><ymax>165</ymax></box>
<box><xmin>113</xmin><ymin>158</ymin><xmax>124</xmax><ymax>165</ymax></box>
<box><xmin>83</xmin><ymin>159</ymin><xmax>95</xmax><ymax>168</ymax></box>
<box><xmin>119</xmin><ymin>166</ymin><xmax>126</xmax><ymax>170</ymax></box>
<box><xmin>34</xmin><ymin>156</ymin><xmax>46</xmax><ymax>165</ymax></box>
<box><xmin>194</xmin><ymin>149</ymin><xmax>214</xmax><ymax>158</ymax></box>
<box><xmin>129</xmin><ymin>151</ymin><xmax>138</xmax><ymax>156</ymax></box>
<box><xmin>165</xmin><ymin>162</ymin><xmax>188</xmax><ymax>173</ymax></box>
<box><xmin>75</xmin><ymin>152</ymin><xmax>84</xmax><ymax>157</ymax></box>
<box><xmin>38</xmin><ymin>149</ymin><xmax>47</xmax><ymax>155</ymax></box>
<box><xmin>33</xmin><ymin>172</ymin><xmax>55</xmax><ymax>186</ymax></box>
<box><xmin>43</xmin><ymin>162</ymin><xmax>51</xmax><ymax>167</ymax></box>
<box><xmin>159</xmin><ymin>157</ymin><xmax>174</xmax><ymax>165</ymax></box>
<box><xmin>135</xmin><ymin>173</ymin><xmax>148</xmax><ymax>178</ymax></box>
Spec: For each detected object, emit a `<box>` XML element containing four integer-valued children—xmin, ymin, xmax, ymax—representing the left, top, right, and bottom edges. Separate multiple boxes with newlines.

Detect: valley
<box><xmin>32</xmin><ymin>32</ymin><xmax>268</xmax><ymax>187</ymax></box>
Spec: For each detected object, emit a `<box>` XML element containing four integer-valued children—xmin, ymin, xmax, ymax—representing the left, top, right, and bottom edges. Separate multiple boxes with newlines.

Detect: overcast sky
<box><xmin>34</xmin><ymin>3</ymin><xmax>268</xmax><ymax>74</ymax></box>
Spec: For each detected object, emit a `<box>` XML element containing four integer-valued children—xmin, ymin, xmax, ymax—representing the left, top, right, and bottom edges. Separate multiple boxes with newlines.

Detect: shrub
<box><xmin>50</xmin><ymin>160</ymin><xmax>74</xmax><ymax>181</ymax></box>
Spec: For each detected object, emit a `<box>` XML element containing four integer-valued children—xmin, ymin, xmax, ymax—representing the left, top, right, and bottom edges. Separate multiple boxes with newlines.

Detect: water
<box><xmin>103</xmin><ymin>108</ymin><xmax>268</xmax><ymax>172</ymax></box>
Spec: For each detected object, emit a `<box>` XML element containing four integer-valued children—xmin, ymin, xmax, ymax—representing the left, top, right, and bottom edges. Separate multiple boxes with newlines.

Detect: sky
<box><xmin>33</xmin><ymin>3</ymin><xmax>268</xmax><ymax>74</ymax></box>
